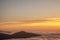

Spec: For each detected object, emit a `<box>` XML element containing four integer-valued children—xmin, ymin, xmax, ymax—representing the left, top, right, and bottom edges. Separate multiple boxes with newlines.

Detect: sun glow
<box><xmin>20</xmin><ymin>18</ymin><xmax>60</xmax><ymax>27</ymax></box>
<box><xmin>0</xmin><ymin>18</ymin><xmax>60</xmax><ymax>32</ymax></box>
<box><xmin>21</xmin><ymin>21</ymin><xmax>60</xmax><ymax>27</ymax></box>
<box><xmin>1</xmin><ymin>18</ymin><xmax>60</xmax><ymax>27</ymax></box>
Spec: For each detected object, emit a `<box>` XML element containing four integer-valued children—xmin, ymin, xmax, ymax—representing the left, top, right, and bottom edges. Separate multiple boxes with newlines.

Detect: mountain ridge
<box><xmin>0</xmin><ymin>31</ymin><xmax>41</xmax><ymax>40</ymax></box>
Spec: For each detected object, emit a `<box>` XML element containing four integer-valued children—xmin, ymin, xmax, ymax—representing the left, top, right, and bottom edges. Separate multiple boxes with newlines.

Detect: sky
<box><xmin>0</xmin><ymin>0</ymin><xmax>60</xmax><ymax>20</ymax></box>
<box><xmin>0</xmin><ymin>19</ymin><xmax>60</xmax><ymax>33</ymax></box>
<box><xmin>0</xmin><ymin>0</ymin><xmax>60</xmax><ymax>33</ymax></box>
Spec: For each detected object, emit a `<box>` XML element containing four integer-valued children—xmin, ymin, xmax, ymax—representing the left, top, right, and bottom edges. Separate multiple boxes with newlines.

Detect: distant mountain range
<box><xmin>0</xmin><ymin>31</ymin><xmax>41</xmax><ymax>40</ymax></box>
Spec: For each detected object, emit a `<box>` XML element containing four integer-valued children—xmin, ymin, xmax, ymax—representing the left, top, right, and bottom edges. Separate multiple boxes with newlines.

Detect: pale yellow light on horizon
<box><xmin>0</xmin><ymin>18</ymin><xmax>60</xmax><ymax>32</ymax></box>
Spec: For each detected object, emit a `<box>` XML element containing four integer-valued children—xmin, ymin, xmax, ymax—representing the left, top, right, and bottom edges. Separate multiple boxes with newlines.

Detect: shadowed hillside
<box><xmin>0</xmin><ymin>33</ymin><xmax>11</xmax><ymax>40</ymax></box>
<box><xmin>0</xmin><ymin>31</ymin><xmax>41</xmax><ymax>40</ymax></box>
<box><xmin>11</xmin><ymin>31</ymin><xmax>41</xmax><ymax>38</ymax></box>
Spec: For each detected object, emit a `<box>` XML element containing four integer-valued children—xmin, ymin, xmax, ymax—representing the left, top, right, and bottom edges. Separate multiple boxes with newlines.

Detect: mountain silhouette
<box><xmin>0</xmin><ymin>33</ymin><xmax>11</xmax><ymax>40</ymax></box>
<box><xmin>11</xmin><ymin>31</ymin><xmax>41</xmax><ymax>38</ymax></box>
<box><xmin>0</xmin><ymin>31</ymin><xmax>41</xmax><ymax>40</ymax></box>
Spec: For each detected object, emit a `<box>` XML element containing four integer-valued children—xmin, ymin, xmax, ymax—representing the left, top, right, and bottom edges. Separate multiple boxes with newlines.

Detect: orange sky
<box><xmin>0</xmin><ymin>0</ymin><xmax>60</xmax><ymax>34</ymax></box>
<box><xmin>0</xmin><ymin>18</ymin><xmax>60</xmax><ymax>33</ymax></box>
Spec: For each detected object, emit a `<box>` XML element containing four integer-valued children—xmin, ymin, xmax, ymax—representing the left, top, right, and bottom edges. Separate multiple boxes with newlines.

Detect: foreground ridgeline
<box><xmin>0</xmin><ymin>31</ymin><xmax>41</xmax><ymax>40</ymax></box>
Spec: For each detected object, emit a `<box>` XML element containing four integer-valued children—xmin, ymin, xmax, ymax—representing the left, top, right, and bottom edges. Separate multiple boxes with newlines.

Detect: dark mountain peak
<box><xmin>12</xmin><ymin>31</ymin><xmax>41</xmax><ymax>38</ymax></box>
<box><xmin>0</xmin><ymin>31</ymin><xmax>42</xmax><ymax>39</ymax></box>
<box><xmin>12</xmin><ymin>31</ymin><xmax>27</xmax><ymax>35</ymax></box>
<box><xmin>20</xmin><ymin>31</ymin><xmax>26</xmax><ymax>33</ymax></box>
<box><xmin>16</xmin><ymin>31</ymin><xmax>27</xmax><ymax>34</ymax></box>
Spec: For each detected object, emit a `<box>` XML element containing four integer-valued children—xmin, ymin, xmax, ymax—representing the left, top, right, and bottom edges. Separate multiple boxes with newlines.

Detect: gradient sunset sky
<box><xmin>0</xmin><ymin>0</ymin><xmax>60</xmax><ymax>33</ymax></box>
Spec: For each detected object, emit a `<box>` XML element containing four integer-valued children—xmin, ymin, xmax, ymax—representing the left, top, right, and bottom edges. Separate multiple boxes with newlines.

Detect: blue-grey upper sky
<box><xmin>0</xmin><ymin>0</ymin><xmax>60</xmax><ymax>21</ymax></box>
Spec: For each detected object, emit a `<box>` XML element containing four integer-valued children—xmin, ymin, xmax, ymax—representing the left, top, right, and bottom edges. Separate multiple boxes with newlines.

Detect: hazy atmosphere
<box><xmin>0</xmin><ymin>0</ymin><xmax>60</xmax><ymax>33</ymax></box>
<box><xmin>0</xmin><ymin>0</ymin><xmax>60</xmax><ymax>20</ymax></box>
